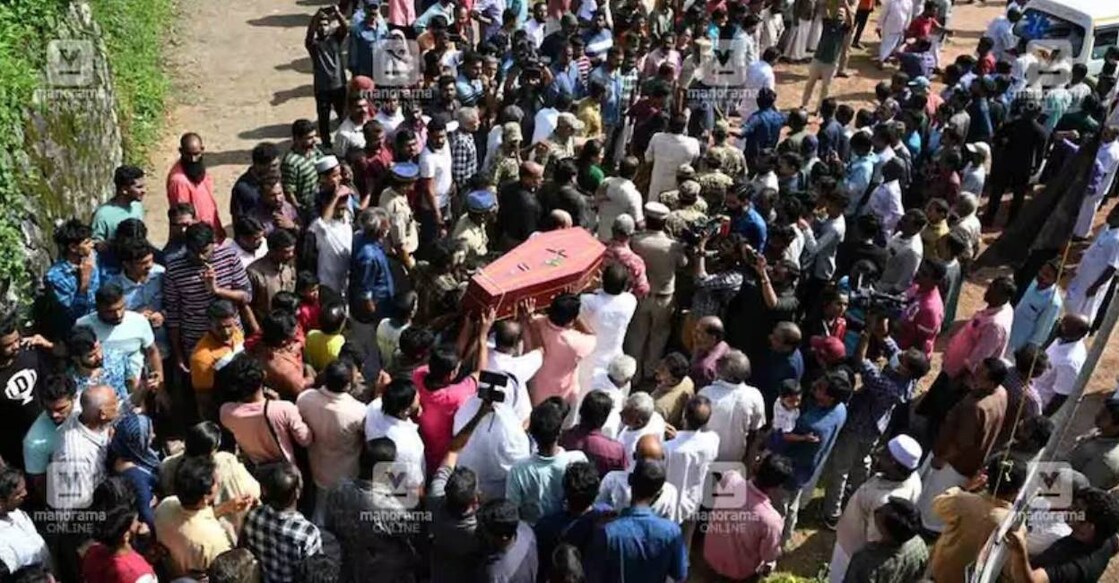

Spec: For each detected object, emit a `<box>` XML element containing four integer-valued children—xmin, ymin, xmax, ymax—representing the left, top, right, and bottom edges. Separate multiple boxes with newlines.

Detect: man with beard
<box><xmin>231</xmin><ymin>142</ymin><xmax>280</xmax><ymax>221</ymax></box>
<box><xmin>309</xmin><ymin>158</ymin><xmax>356</xmax><ymax>298</ymax></box>
<box><xmin>281</xmin><ymin>119</ymin><xmax>325</xmax><ymax>216</ymax></box>
<box><xmin>76</xmin><ymin>282</ymin><xmax>163</xmax><ymax>407</ymax></box>
<box><xmin>333</xmin><ymin>95</ymin><xmax>371</xmax><ymax>160</ymax></box>
<box><xmin>249</xmin><ymin>175</ymin><xmax>300</xmax><ymax>236</ymax></box>
<box><xmin>167</xmin><ymin>132</ymin><xmax>224</xmax><ymax>240</ymax></box>
<box><xmin>163</xmin><ymin>203</ymin><xmax>196</xmax><ymax>262</ymax></box>
<box><xmin>63</xmin><ymin>325</ymin><xmax>132</xmax><ymax>403</ymax></box>
<box><xmin>425</xmin><ymin>74</ymin><xmax>461</xmax><ymax>121</ymax></box>
<box><xmin>0</xmin><ymin>312</ymin><xmax>52</xmax><ymax>470</ymax></box>
<box><xmin>417</xmin><ymin>117</ymin><xmax>455</xmax><ymax>245</ymax></box>
<box><xmin>164</xmin><ymin>223</ymin><xmax>252</xmax><ymax>381</ymax></box>
<box><xmin>355</xmin><ymin>120</ymin><xmax>393</xmax><ymax>203</ymax></box>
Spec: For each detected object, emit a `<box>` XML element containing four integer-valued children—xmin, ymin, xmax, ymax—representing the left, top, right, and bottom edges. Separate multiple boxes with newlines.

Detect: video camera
<box><xmin>849</xmin><ymin>288</ymin><xmax>906</xmax><ymax>318</ymax></box>
<box><xmin>477</xmin><ymin>370</ymin><xmax>508</xmax><ymax>404</ymax></box>
<box><xmin>679</xmin><ymin>216</ymin><xmax>730</xmax><ymax>247</ymax></box>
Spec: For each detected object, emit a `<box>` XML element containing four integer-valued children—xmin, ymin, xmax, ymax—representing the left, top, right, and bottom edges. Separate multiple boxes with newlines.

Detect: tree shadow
<box><xmin>238</xmin><ymin>123</ymin><xmax>293</xmax><ymax>140</ymax></box>
<box><xmin>247</xmin><ymin>13</ymin><xmax>310</xmax><ymax>28</ymax></box>
<box><xmin>276</xmin><ymin>56</ymin><xmax>315</xmax><ymax>74</ymax></box>
<box><xmin>202</xmin><ymin>149</ymin><xmax>255</xmax><ymax>169</ymax></box>
<box><xmin>273</xmin><ymin>84</ymin><xmax>315</xmax><ymax>106</ymax></box>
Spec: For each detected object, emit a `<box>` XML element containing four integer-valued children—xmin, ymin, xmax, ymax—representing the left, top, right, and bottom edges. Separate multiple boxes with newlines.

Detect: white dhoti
<box><xmin>916</xmin><ymin>460</ymin><xmax>968</xmax><ymax>533</ymax></box>
<box><xmin>1074</xmin><ymin>190</ymin><xmax>1106</xmax><ymax>238</ymax></box>
<box><xmin>788</xmin><ymin>19</ymin><xmax>814</xmax><ymax>60</ymax></box>
<box><xmin>1065</xmin><ymin>276</ymin><xmax>1111</xmax><ymax>324</ymax></box>
<box><xmin>807</xmin><ymin>15</ymin><xmax>823</xmax><ymax>51</ymax></box>
<box><xmin>828</xmin><ymin>545</ymin><xmax>851</xmax><ymax>583</ymax></box>
<box><xmin>879</xmin><ymin>32</ymin><xmax>904</xmax><ymax>62</ymax></box>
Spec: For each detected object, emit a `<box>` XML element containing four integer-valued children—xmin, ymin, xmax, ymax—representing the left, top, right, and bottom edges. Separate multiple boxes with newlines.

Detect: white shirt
<box><xmin>865</xmin><ymin>180</ymin><xmax>904</xmax><ymax>241</ymax></box>
<box><xmin>812</xmin><ymin>215</ymin><xmax>847</xmax><ymax>281</ymax></box>
<box><xmin>75</xmin><ymin>310</ymin><xmax>156</xmax><ymax>382</ymax></box>
<box><xmin>617</xmin><ymin>413</ymin><xmax>667</xmax><ymax>458</ymax></box>
<box><xmin>664</xmin><ymin>429</ymin><xmax>721</xmax><ymax>522</ymax></box>
<box><xmin>1095</xmin><ymin>140</ymin><xmax>1119</xmax><ymax>199</ymax></box>
<box><xmin>483</xmin><ymin>125</ymin><xmax>503</xmax><ymax>174</ymax></box>
<box><xmin>834</xmin><ymin>472</ymin><xmax>922</xmax><ymax>556</ymax></box>
<box><xmin>645</xmin><ymin>133</ymin><xmax>701</xmax><ymax>202</ymax></box>
<box><xmin>524</xmin><ymin>18</ymin><xmax>546</xmax><ymax>48</ymax></box>
<box><xmin>454</xmin><ymin>396</ymin><xmax>532</xmax><ymax>500</ymax></box>
<box><xmin>532</xmin><ymin>107</ymin><xmax>559</xmax><ymax>146</ymax></box>
<box><xmin>374</xmin><ymin>109</ymin><xmax>405</xmax><ymax>138</ymax></box>
<box><xmin>595</xmin><ymin>177</ymin><xmax>644</xmax><ymax>241</ymax></box>
<box><xmin>1034</xmin><ymin>339</ymin><xmax>1088</xmax><ymax>407</ymax></box>
<box><xmin>878</xmin><ymin>0</ymin><xmax>912</xmax><ymax>36</ymax></box>
<box><xmin>579</xmin><ymin>291</ymin><xmax>637</xmax><ymax>370</ymax></box>
<box><xmin>223</xmin><ymin>238</ymin><xmax>267</xmax><ymax>270</ymax></box>
<box><xmin>333</xmin><ymin>117</ymin><xmax>367</xmax><ymax>159</ymax></box>
<box><xmin>878</xmin><ymin>233</ymin><xmax>924</xmax><ymax>294</ymax></box>
<box><xmin>985</xmin><ymin>16</ymin><xmax>1017</xmax><ymax>63</ymax></box>
<box><xmin>48</xmin><ymin>415</ymin><xmax>111</xmax><ymax>509</ymax></box>
<box><xmin>308</xmin><ymin>216</ymin><xmax>353</xmax><ymax>298</ymax></box>
<box><xmin>364</xmin><ymin>399</ymin><xmax>426</xmax><ymax>486</ymax></box>
<box><xmin>578</xmin><ymin>374</ymin><xmax>628</xmax><ymax>438</ymax></box>
<box><xmin>487</xmin><ymin>350</ymin><xmax>542</xmax><ymax>422</ymax></box>
<box><xmin>1067</xmin><ymin>227</ymin><xmax>1119</xmax><ymax>316</ymax></box>
<box><xmin>0</xmin><ymin>510</ymin><xmax>49</xmax><ymax>573</ymax></box>
<box><xmin>738</xmin><ymin>60</ymin><xmax>776</xmax><ymax>120</ymax></box>
<box><xmin>697</xmin><ymin>380</ymin><xmax>766</xmax><ymax>464</ymax></box>
<box><xmin>597</xmin><ymin>469</ymin><xmax>680</xmax><ymax>520</ymax></box>
<box><xmin>419</xmin><ymin>144</ymin><xmax>454</xmax><ymax>208</ymax></box>
<box><xmin>772</xmin><ymin>401</ymin><xmax>800</xmax><ymax>433</ymax></box>
<box><xmin>376</xmin><ymin>320</ymin><xmax>409</xmax><ymax>370</ymax></box>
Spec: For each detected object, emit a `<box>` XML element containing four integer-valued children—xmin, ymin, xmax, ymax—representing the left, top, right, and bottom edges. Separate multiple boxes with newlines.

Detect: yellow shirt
<box><xmin>189</xmin><ymin>329</ymin><xmax>245</xmax><ymax>392</ymax></box>
<box><xmin>304</xmin><ymin>330</ymin><xmax>346</xmax><ymax>372</ymax></box>
<box><xmin>929</xmin><ymin>487</ymin><xmax>1013</xmax><ymax>583</ymax></box>
<box><xmin>154</xmin><ymin>496</ymin><xmax>235</xmax><ymax>578</ymax></box>
<box><xmin>922</xmin><ymin>219</ymin><xmax>951</xmax><ymax>261</ymax></box>
<box><xmin>577</xmin><ymin>98</ymin><xmax>603</xmax><ymax>139</ymax></box>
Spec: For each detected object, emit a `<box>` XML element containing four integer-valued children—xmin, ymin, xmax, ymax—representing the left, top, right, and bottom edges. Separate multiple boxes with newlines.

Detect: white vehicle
<box><xmin>1017</xmin><ymin>0</ymin><xmax>1119</xmax><ymax>76</ymax></box>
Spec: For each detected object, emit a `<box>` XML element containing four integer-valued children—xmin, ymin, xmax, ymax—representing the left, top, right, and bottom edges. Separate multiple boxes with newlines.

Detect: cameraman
<box><xmin>452</xmin><ymin>366</ymin><xmax>532</xmax><ymax>501</ymax></box>
<box><xmin>894</xmin><ymin>259</ymin><xmax>946</xmax><ymax>359</ymax></box>
<box><xmin>686</xmin><ymin>230</ymin><xmax>744</xmax><ymax>343</ymax></box>
<box><xmin>726</xmin><ymin>245</ymin><xmax>801</xmax><ymax>364</ymax></box>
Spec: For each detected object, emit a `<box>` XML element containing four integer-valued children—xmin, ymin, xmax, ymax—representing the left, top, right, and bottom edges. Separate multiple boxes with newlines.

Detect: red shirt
<box><xmin>166</xmin><ymin>161</ymin><xmax>225</xmax><ymax>241</ymax></box>
<box><xmin>978</xmin><ymin>52</ymin><xmax>997</xmax><ymax>75</ymax></box>
<box><xmin>906</xmin><ymin>15</ymin><xmax>940</xmax><ymax>39</ymax></box>
<box><xmin>81</xmin><ymin>544</ymin><xmax>156</xmax><ymax>583</ymax></box>
<box><xmin>358</xmin><ymin>144</ymin><xmax>395</xmax><ymax>201</ymax></box>
<box><xmin>896</xmin><ymin>284</ymin><xmax>944</xmax><ymax>358</ymax></box>
<box><xmin>414</xmin><ymin>365</ymin><xmax>478</xmax><ymax>473</ymax></box>
<box><xmin>297</xmin><ymin>300</ymin><xmax>321</xmax><ymax>332</ymax></box>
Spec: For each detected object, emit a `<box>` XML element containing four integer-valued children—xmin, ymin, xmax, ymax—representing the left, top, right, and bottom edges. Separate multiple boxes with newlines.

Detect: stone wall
<box><xmin>17</xmin><ymin>0</ymin><xmax>122</xmax><ymax>288</ymax></box>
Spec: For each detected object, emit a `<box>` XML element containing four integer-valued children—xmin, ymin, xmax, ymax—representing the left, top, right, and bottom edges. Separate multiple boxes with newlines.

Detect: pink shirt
<box><xmin>532</xmin><ymin>319</ymin><xmax>596</xmax><ymax>408</ymax></box>
<box><xmin>219</xmin><ymin>399</ymin><xmax>313</xmax><ymax>465</ymax></box>
<box><xmin>388</xmin><ymin>0</ymin><xmax>416</xmax><ymax>28</ymax></box>
<box><xmin>942</xmin><ymin>304</ymin><xmax>1014</xmax><ymax>378</ymax></box>
<box><xmin>167</xmin><ymin>161</ymin><xmax>225</xmax><ymax>240</ymax></box>
<box><xmin>703</xmin><ymin>474</ymin><xmax>783</xmax><ymax>579</ymax></box>
<box><xmin>605</xmin><ymin>241</ymin><xmax>651</xmax><ymax>298</ymax></box>
<box><xmin>896</xmin><ymin>285</ymin><xmax>944</xmax><ymax>358</ymax></box>
<box><xmin>413</xmin><ymin>365</ymin><xmax>478</xmax><ymax>472</ymax></box>
<box><xmin>296</xmin><ymin>388</ymin><xmax>367</xmax><ymax>489</ymax></box>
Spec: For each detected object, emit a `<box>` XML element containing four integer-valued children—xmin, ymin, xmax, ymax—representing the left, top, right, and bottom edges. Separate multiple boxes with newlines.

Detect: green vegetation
<box><xmin>90</xmin><ymin>0</ymin><xmax>172</xmax><ymax>160</ymax></box>
<box><xmin>0</xmin><ymin>0</ymin><xmax>170</xmax><ymax>298</ymax></box>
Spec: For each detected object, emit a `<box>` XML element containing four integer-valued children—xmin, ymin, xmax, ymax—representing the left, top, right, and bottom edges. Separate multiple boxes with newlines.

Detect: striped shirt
<box><xmin>281</xmin><ymin>147</ymin><xmax>323</xmax><ymax>210</ymax></box>
<box><xmin>48</xmin><ymin>415</ymin><xmax>111</xmax><ymax>510</ymax></box>
<box><xmin>163</xmin><ymin>244</ymin><xmax>252</xmax><ymax>355</ymax></box>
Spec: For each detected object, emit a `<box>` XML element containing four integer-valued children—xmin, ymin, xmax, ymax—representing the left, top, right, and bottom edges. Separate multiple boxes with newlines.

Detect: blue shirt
<box><xmin>755</xmin><ymin>347</ymin><xmax>805</xmax><ymax>404</ymax></box>
<box><xmin>843</xmin><ymin>153</ymin><xmax>878</xmax><ymax>216</ymax></box>
<box><xmin>69</xmin><ymin>348</ymin><xmax>132</xmax><ymax>403</ymax></box>
<box><xmin>818</xmin><ymin>118</ymin><xmax>848</xmax><ymax>161</ymax></box>
<box><xmin>44</xmin><ymin>256</ymin><xmax>100</xmax><ymax>340</ymax></box>
<box><xmin>777</xmin><ymin>401</ymin><xmax>847</xmax><ymax>488</ymax></box>
<box><xmin>1008</xmin><ymin>280</ymin><xmax>1063</xmax><ymax>354</ymax></box>
<box><xmin>730</xmin><ymin>207</ymin><xmax>768</xmax><ymax>253</ymax></box>
<box><xmin>548</xmin><ymin>61</ymin><xmax>584</xmax><ymax>101</ymax></box>
<box><xmin>113</xmin><ymin>265</ymin><xmax>169</xmax><ymax>357</ymax></box>
<box><xmin>455</xmin><ymin>74</ymin><xmax>484</xmax><ymax>106</ymax></box>
<box><xmin>586</xmin><ymin>506</ymin><xmax>688</xmax><ymax>583</ymax></box>
<box><xmin>846</xmin><ymin>338</ymin><xmax>915</xmax><ymax>437</ymax></box>
<box><xmin>589</xmin><ymin>65</ymin><xmax>624</xmax><ymax>126</ymax></box>
<box><xmin>349</xmin><ymin>233</ymin><xmax>395</xmax><ymax>308</ymax></box>
<box><xmin>23</xmin><ymin>412</ymin><xmax>62</xmax><ymax>474</ymax></box>
<box><xmin>741</xmin><ymin>108</ymin><xmax>786</xmax><ymax>163</ymax></box>
<box><xmin>414</xmin><ymin>1</ymin><xmax>454</xmax><ymax>31</ymax></box>
<box><xmin>348</xmin><ymin>16</ymin><xmax>389</xmax><ymax>76</ymax></box>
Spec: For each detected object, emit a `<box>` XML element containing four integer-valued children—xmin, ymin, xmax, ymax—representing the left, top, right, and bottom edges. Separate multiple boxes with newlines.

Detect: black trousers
<box><xmin>852</xmin><ymin>9</ymin><xmax>872</xmax><ymax>45</ymax></box>
<box><xmin>314</xmin><ymin>87</ymin><xmax>346</xmax><ymax>149</ymax></box>
<box><xmin>983</xmin><ymin>171</ymin><xmax>1031</xmax><ymax>226</ymax></box>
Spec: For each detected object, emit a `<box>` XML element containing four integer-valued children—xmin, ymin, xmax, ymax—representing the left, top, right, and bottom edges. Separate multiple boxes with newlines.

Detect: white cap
<box><xmin>315</xmin><ymin>155</ymin><xmax>340</xmax><ymax>174</ymax></box>
<box><xmin>887</xmin><ymin>434</ymin><xmax>922</xmax><ymax>470</ymax></box>
<box><xmin>608</xmin><ymin>354</ymin><xmax>638</xmax><ymax>383</ymax></box>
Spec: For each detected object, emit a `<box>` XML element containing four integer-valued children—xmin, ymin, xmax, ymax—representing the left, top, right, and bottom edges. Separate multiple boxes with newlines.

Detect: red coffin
<box><xmin>464</xmin><ymin>229</ymin><xmax>606</xmax><ymax>319</ymax></box>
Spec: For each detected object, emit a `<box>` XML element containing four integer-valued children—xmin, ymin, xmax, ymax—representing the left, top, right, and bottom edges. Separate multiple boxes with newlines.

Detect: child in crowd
<box><xmin>296</xmin><ymin>270</ymin><xmax>322</xmax><ymax>332</ymax></box>
<box><xmin>773</xmin><ymin>379</ymin><xmax>803</xmax><ymax>434</ymax></box>
<box><xmin>377</xmin><ymin>291</ymin><xmax>417</xmax><ymax>371</ymax></box>
<box><xmin>305</xmin><ymin>301</ymin><xmax>348</xmax><ymax>371</ymax></box>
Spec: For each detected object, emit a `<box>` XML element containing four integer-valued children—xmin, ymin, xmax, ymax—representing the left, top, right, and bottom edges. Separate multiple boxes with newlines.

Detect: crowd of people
<box><xmin>3</xmin><ymin>0</ymin><xmax>1119</xmax><ymax>581</ymax></box>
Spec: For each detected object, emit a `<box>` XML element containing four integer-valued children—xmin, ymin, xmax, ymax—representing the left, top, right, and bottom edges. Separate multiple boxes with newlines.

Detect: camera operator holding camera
<box><xmin>725</xmin><ymin>242</ymin><xmax>801</xmax><ymax>364</ymax></box>
<box><xmin>894</xmin><ymin>259</ymin><xmax>946</xmax><ymax>359</ymax></box>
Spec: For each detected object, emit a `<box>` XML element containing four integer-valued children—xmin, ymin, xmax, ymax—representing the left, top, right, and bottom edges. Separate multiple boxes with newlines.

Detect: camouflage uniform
<box><xmin>706</xmin><ymin>144</ymin><xmax>747</xmax><ymax>180</ymax></box>
<box><xmin>696</xmin><ymin>169</ymin><xmax>734</xmax><ymax>213</ymax></box>
<box><xmin>664</xmin><ymin>181</ymin><xmax>710</xmax><ymax>238</ymax></box>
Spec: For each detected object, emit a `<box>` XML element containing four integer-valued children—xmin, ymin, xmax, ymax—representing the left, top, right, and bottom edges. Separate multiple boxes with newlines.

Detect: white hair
<box><xmin>608</xmin><ymin>355</ymin><xmax>637</xmax><ymax>384</ymax></box>
<box><xmin>624</xmin><ymin>392</ymin><xmax>655</xmax><ymax>424</ymax></box>
<box><xmin>717</xmin><ymin>350</ymin><xmax>752</xmax><ymax>384</ymax></box>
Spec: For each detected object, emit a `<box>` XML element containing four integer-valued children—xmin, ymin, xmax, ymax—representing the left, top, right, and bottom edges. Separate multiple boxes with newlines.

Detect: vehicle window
<box><xmin>1015</xmin><ymin>8</ymin><xmax>1086</xmax><ymax>58</ymax></box>
<box><xmin>1094</xmin><ymin>29</ymin><xmax>1119</xmax><ymax>61</ymax></box>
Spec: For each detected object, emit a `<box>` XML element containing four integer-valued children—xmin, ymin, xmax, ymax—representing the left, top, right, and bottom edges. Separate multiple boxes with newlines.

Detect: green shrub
<box><xmin>0</xmin><ymin>0</ymin><xmax>169</xmax><ymax>299</ymax></box>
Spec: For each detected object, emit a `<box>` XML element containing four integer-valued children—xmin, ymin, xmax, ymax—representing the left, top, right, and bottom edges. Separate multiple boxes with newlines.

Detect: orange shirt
<box><xmin>189</xmin><ymin>329</ymin><xmax>245</xmax><ymax>391</ymax></box>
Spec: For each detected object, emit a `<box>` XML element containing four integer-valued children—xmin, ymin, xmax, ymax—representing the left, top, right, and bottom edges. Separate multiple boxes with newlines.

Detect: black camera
<box><xmin>849</xmin><ymin>288</ymin><xmax>906</xmax><ymax>318</ymax></box>
<box><xmin>478</xmin><ymin>370</ymin><xmax>508</xmax><ymax>404</ymax></box>
<box><xmin>680</xmin><ymin>216</ymin><xmax>727</xmax><ymax>247</ymax></box>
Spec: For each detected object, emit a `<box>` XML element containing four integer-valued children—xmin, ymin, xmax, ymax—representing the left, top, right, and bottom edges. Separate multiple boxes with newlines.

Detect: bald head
<box><xmin>635</xmin><ymin>433</ymin><xmax>664</xmax><ymax>462</ymax></box>
<box><xmin>549</xmin><ymin>209</ymin><xmax>573</xmax><ymax>229</ymax></box>
<box><xmin>771</xmin><ymin>321</ymin><xmax>802</xmax><ymax>351</ymax></box>
<box><xmin>520</xmin><ymin>161</ymin><xmax>543</xmax><ymax>179</ymax></box>
<box><xmin>694</xmin><ymin>316</ymin><xmax>725</xmax><ymax>350</ymax></box>
<box><xmin>80</xmin><ymin>385</ymin><xmax>119</xmax><ymax>425</ymax></box>
<box><xmin>1059</xmin><ymin>313</ymin><xmax>1091</xmax><ymax>341</ymax></box>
